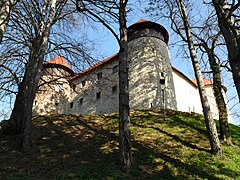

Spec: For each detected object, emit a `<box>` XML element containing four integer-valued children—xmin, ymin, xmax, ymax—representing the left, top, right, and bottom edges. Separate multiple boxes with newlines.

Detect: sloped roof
<box><xmin>192</xmin><ymin>78</ymin><xmax>213</xmax><ymax>86</ymax></box>
<box><xmin>44</xmin><ymin>56</ymin><xmax>75</xmax><ymax>75</ymax></box>
<box><xmin>82</xmin><ymin>54</ymin><xmax>118</xmax><ymax>74</ymax></box>
<box><xmin>70</xmin><ymin>53</ymin><xmax>194</xmax><ymax>87</ymax></box>
<box><xmin>132</xmin><ymin>18</ymin><xmax>149</xmax><ymax>25</ymax></box>
<box><xmin>71</xmin><ymin>54</ymin><xmax>118</xmax><ymax>80</ymax></box>
<box><xmin>172</xmin><ymin>67</ymin><xmax>197</xmax><ymax>88</ymax></box>
<box><xmin>71</xmin><ymin>52</ymin><xmax>216</xmax><ymax>90</ymax></box>
<box><xmin>45</xmin><ymin>56</ymin><xmax>71</xmax><ymax>69</ymax></box>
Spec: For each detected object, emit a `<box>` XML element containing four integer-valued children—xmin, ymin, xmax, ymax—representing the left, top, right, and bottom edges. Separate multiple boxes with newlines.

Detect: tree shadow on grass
<box><xmin>131</xmin><ymin>121</ymin><xmax>211</xmax><ymax>153</ymax></box>
<box><xmin>131</xmin><ymin>109</ymin><xmax>208</xmax><ymax>137</ymax></box>
<box><xmin>132</xmin><ymin>142</ymin><xmax>221</xmax><ymax>180</ymax></box>
<box><xmin>0</xmin><ymin>114</ymin><xmax>239</xmax><ymax>179</ymax></box>
<box><xmin>168</xmin><ymin>114</ymin><xmax>207</xmax><ymax>136</ymax></box>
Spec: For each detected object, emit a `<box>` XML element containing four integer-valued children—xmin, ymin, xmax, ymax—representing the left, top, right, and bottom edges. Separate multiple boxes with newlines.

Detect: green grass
<box><xmin>0</xmin><ymin>109</ymin><xmax>240</xmax><ymax>179</ymax></box>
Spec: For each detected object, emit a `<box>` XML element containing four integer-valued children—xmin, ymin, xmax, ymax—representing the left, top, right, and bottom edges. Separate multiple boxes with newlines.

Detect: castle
<box><xmin>33</xmin><ymin>19</ymin><xmax>232</xmax><ymax>122</ymax></box>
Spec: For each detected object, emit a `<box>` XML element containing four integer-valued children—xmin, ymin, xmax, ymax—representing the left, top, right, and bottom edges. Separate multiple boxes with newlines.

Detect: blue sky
<box><xmin>1</xmin><ymin>1</ymin><xmax>239</xmax><ymax>124</ymax></box>
<box><xmin>85</xmin><ymin>1</ymin><xmax>239</xmax><ymax>124</ymax></box>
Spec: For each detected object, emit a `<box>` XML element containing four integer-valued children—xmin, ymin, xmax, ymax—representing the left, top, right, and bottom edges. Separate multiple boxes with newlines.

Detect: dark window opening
<box><xmin>97</xmin><ymin>72</ymin><xmax>102</xmax><ymax>80</ymax></box>
<box><xmin>55</xmin><ymin>102</ymin><xmax>59</xmax><ymax>106</ymax></box>
<box><xmin>112</xmin><ymin>65</ymin><xmax>118</xmax><ymax>74</ymax></box>
<box><xmin>96</xmin><ymin>92</ymin><xmax>101</xmax><ymax>99</ymax></box>
<box><xmin>160</xmin><ymin>78</ymin><xmax>165</xmax><ymax>85</ymax></box>
<box><xmin>112</xmin><ymin>85</ymin><xmax>117</xmax><ymax>94</ymax></box>
<box><xmin>70</xmin><ymin>102</ymin><xmax>74</xmax><ymax>108</ymax></box>
<box><xmin>79</xmin><ymin>98</ymin><xmax>83</xmax><ymax>106</ymax></box>
<box><xmin>161</xmin><ymin>72</ymin><xmax>164</xmax><ymax>77</ymax></box>
<box><xmin>82</xmin><ymin>80</ymin><xmax>86</xmax><ymax>87</ymax></box>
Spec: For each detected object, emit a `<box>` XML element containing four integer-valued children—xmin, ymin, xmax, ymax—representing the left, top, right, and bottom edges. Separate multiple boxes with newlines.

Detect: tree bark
<box><xmin>118</xmin><ymin>0</ymin><xmax>131</xmax><ymax>173</ymax></box>
<box><xmin>205</xmin><ymin>45</ymin><xmax>231</xmax><ymax>144</ymax></box>
<box><xmin>177</xmin><ymin>0</ymin><xmax>222</xmax><ymax>155</ymax></box>
<box><xmin>0</xmin><ymin>0</ymin><xmax>15</xmax><ymax>43</ymax></box>
<box><xmin>10</xmin><ymin>0</ymin><xmax>57</xmax><ymax>151</ymax></box>
<box><xmin>212</xmin><ymin>0</ymin><xmax>240</xmax><ymax>102</ymax></box>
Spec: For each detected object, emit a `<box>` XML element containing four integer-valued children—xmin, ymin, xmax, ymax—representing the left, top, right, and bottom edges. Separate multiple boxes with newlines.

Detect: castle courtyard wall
<box><xmin>69</xmin><ymin>59</ymin><xmax>119</xmax><ymax>114</ymax></box>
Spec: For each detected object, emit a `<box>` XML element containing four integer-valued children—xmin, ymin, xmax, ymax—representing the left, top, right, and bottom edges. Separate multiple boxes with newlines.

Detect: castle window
<box><xmin>96</xmin><ymin>92</ymin><xmax>101</xmax><ymax>99</ymax></box>
<box><xmin>160</xmin><ymin>72</ymin><xmax>165</xmax><ymax>85</ymax></box>
<box><xmin>79</xmin><ymin>98</ymin><xmax>83</xmax><ymax>106</ymax></box>
<box><xmin>112</xmin><ymin>65</ymin><xmax>118</xmax><ymax>74</ymax></box>
<box><xmin>97</xmin><ymin>72</ymin><xmax>102</xmax><ymax>80</ymax></box>
<box><xmin>160</xmin><ymin>78</ymin><xmax>165</xmax><ymax>85</ymax></box>
<box><xmin>112</xmin><ymin>85</ymin><xmax>117</xmax><ymax>94</ymax></box>
<box><xmin>82</xmin><ymin>80</ymin><xmax>86</xmax><ymax>87</ymax></box>
<box><xmin>70</xmin><ymin>102</ymin><xmax>74</xmax><ymax>109</ymax></box>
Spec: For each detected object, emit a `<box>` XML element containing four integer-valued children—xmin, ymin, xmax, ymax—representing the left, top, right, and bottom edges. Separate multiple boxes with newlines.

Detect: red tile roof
<box><xmin>192</xmin><ymin>78</ymin><xmax>213</xmax><ymax>86</ymax></box>
<box><xmin>70</xmin><ymin>53</ymin><xmax>200</xmax><ymax>88</ymax></box>
<box><xmin>71</xmin><ymin>53</ymin><xmax>118</xmax><ymax>80</ymax></box>
<box><xmin>45</xmin><ymin>55</ymin><xmax>72</xmax><ymax>69</ymax></box>
<box><xmin>44</xmin><ymin>55</ymin><xmax>75</xmax><ymax>75</ymax></box>
<box><xmin>82</xmin><ymin>54</ymin><xmax>118</xmax><ymax>74</ymax></box>
<box><xmin>132</xmin><ymin>18</ymin><xmax>149</xmax><ymax>25</ymax></box>
<box><xmin>70</xmin><ymin>53</ymin><xmax>215</xmax><ymax>89</ymax></box>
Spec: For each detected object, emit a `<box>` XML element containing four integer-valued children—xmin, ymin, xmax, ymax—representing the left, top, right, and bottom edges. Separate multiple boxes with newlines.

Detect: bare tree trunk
<box><xmin>75</xmin><ymin>0</ymin><xmax>132</xmax><ymax>172</ymax></box>
<box><xmin>118</xmin><ymin>0</ymin><xmax>131</xmax><ymax>173</ymax></box>
<box><xmin>10</xmin><ymin>0</ymin><xmax>57</xmax><ymax>151</ymax></box>
<box><xmin>177</xmin><ymin>0</ymin><xmax>222</xmax><ymax>155</ymax></box>
<box><xmin>0</xmin><ymin>0</ymin><xmax>15</xmax><ymax>42</ymax></box>
<box><xmin>192</xmin><ymin>31</ymin><xmax>232</xmax><ymax>144</ymax></box>
<box><xmin>205</xmin><ymin>45</ymin><xmax>231</xmax><ymax>144</ymax></box>
<box><xmin>12</xmin><ymin>43</ymin><xmax>46</xmax><ymax>151</ymax></box>
<box><xmin>212</xmin><ymin>0</ymin><xmax>240</xmax><ymax>102</ymax></box>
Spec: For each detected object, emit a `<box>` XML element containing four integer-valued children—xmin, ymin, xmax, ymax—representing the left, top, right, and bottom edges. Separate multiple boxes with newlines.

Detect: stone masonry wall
<box><xmin>33</xmin><ymin>68</ymin><xmax>71</xmax><ymax>115</ymax></box>
<box><xmin>128</xmin><ymin>36</ymin><xmax>177</xmax><ymax>110</ymax></box>
<box><xmin>69</xmin><ymin>60</ymin><xmax>119</xmax><ymax>114</ymax></box>
<box><xmin>69</xmin><ymin>36</ymin><xmax>177</xmax><ymax>114</ymax></box>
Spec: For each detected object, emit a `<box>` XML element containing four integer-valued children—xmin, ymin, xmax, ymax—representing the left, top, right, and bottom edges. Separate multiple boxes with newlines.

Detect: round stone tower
<box><xmin>128</xmin><ymin>19</ymin><xmax>177</xmax><ymax>110</ymax></box>
<box><xmin>33</xmin><ymin>56</ymin><xmax>74</xmax><ymax>115</ymax></box>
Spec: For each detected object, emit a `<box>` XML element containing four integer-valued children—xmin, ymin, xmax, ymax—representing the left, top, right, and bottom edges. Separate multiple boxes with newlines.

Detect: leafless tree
<box><xmin>0</xmin><ymin>0</ymin><xmax>93</xmax><ymax>151</ymax></box>
<box><xmin>76</xmin><ymin>0</ymin><xmax>132</xmax><ymax>172</ymax></box>
<box><xmin>176</xmin><ymin>0</ymin><xmax>222</xmax><ymax>155</ymax></box>
<box><xmin>118</xmin><ymin>0</ymin><xmax>132</xmax><ymax>173</ymax></box>
<box><xmin>0</xmin><ymin>0</ymin><xmax>17</xmax><ymax>43</ymax></box>
<box><xmin>193</xmin><ymin>31</ymin><xmax>232</xmax><ymax>144</ymax></box>
<box><xmin>212</xmin><ymin>0</ymin><xmax>240</xmax><ymax>102</ymax></box>
<box><xmin>147</xmin><ymin>0</ymin><xmax>222</xmax><ymax>155</ymax></box>
<box><xmin>11</xmin><ymin>0</ymin><xmax>60</xmax><ymax>151</ymax></box>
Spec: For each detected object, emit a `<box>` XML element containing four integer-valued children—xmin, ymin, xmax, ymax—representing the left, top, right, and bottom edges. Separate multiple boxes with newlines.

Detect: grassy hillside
<box><xmin>0</xmin><ymin>109</ymin><xmax>240</xmax><ymax>179</ymax></box>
